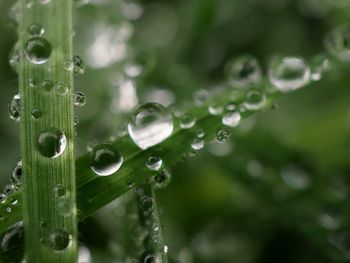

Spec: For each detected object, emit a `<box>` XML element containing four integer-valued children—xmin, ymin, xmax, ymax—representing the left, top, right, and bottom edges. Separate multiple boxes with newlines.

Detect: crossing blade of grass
<box><xmin>18</xmin><ymin>0</ymin><xmax>77</xmax><ymax>262</ymax></box>
<box><xmin>0</xmin><ymin>80</ymin><xmax>281</xmax><ymax>261</ymax></box>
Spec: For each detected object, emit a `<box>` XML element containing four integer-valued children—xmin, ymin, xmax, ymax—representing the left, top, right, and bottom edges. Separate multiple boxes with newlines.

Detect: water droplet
<box><xmin>73</xmin><ymin>92</ymin><xmax>86</xmax><ymax>106</ymax></box>
<box><xmin>179</xmin><ymin>114</ymin><xmax>196</xmax><ymax>129</ymax></box>
<box><xmin>27</xmin><ymin>23</ymin><xmax>44</xmax><ymax>36</ymax></box>
<box><xmin>74</xmin><ymin>116</ymin><xmax>79</xmax><ymax>126</ymax></box>
<box><xmin>3</xmin><ymin>184</ymin><xmax>16</xmax><ymax>195</ymax></box>
<box><xmin>281</xmin><ymin>165</ymin><xmax>312</xmax><ymax>190</ymax></box>
<box><xmin>222</xmin><ymin>111</ymin><xmax>241</xmax><ymax>128</ymax></box>
<box><xmin>243</xmin><ymin>90</ymin><xmax>266</xmax><ymax>110</ymax></box>
<box><xmin>48</xmin><ymin>229</ymin><xmax>72</xmax><ymax>251</ymax></box>
<box><xmin>268</xmin><ymin>57</ymin><xmax>310</xmax><ymax>92</ymax></box>
<box><xmin>146</xmin><ymin>156</ymin><xmax>162</xmax><ymax>171</ymax></box>
<box><xmin>10</xmin><ymin>161</ymin><xmax>22</xmax><ymax>188</ymax></box>
<box><xmin>208</xmin><ymin>104</ymin><xmax>223</xmax><ymax>115</ymax></box>
<box><xmin>191</xmin><ymin>138</ymin><xmax>204</xmax><ymax>151</ymax></box>
<box><xmin>1</xmin><ymin>222</ymin><xmax>24</xmax><ymax>252</ymax></box>
<box><xmin>141</xmin><ymin>251</ymin><xmax>161</xmax><ymax>263</ymax></box>
<box><xmin>41</xmin><ymin>80</ymin><xmax>54</xmax><ymax>92</ymax></box>
<box><xmin>63</xmin><ymin>59</ymin><xmax>74</xmax><ymax>71</ymax></box>
<box><xmin>325</xmin><ymin>25</ymin><xmax>350</xmax><ymax>61</ymax></box>
<box><xmin>90</xmin><ymin>143</ymin><xmax>123</xmax><ymax>176</ymax></box>
<box><xmin>31</xmin><ymin>109</ymin><xmax>42</xmax><ymax>119</ymax></box>
<box><xmin>196</xmin><ymin>129</ymin><xmax>205</xmax><ymax>138</ymax></box>
<box><xmin>153</xmin><ymin>169</ymin><xmax>171</xmax><ymax>189</ymax></box>
<box><xmin>225</xmin><ymin>102</ymin><xmax>237</xmax><ymax>111</ymax></box>
<box><xmin>54</xmin><ymin>185</ymin><xmax>66</xmax><ymax>197</ymax></box>
<box><xmin>73</xmin><ymin>55</ymin><xmax>85</xmax><ymax>75</ymax></box>
<box><xmin>310</xmin><ymin>55</ymin><xmax>330</xmax><ymax>81</ymax></box>
<box><xmin>55</xmin><ymin>82</ymin><xmax>69</xmax><ymax>96</ymax></box>
<box><xmin>9</xmin><ymin>94</ymin><xmax>21</xmax><ymax>122</ymax></box>
<box><xmin>128</xmin><ymin>103</ymin><xmax>173</xmax><ymax>150</ymax></box>
<box><xmin>0</xmin><ymin>193</ymin><xmax>6</xmax><ymax>202</ymax></box>
<box><xmin>216</xmin><ymin>128</ymin><xmax>231</xmax><ymax>143</ymax></box>
<box><xmin>140</xmin><ymin>196</ymin><xmax>154</xmax><ymax>212</ymax></box>
<box><xmin>9</xmin><ymin>43</ymin><xmax>20</xmax><ymax>73</ymax></box>
<box><xmin>36</xmin><ymin>128</ymin><xmax>66</xmax><ymax>158</ymax></box>
<box><xmin>58</xmin><ymin>198</ymin><xmax>74</xmax><ymax>216</ymax></box>
<box><xmin>6</xmin><ymin>207</ymin><xmax>11</xmax><ymax>213</ymax></box>
<box><xmin>193</xmin><ymin>89</ymin><xmax>209</xmax><ymax>106</ymax></box>
<box><xmin>24</xmin><ymin>36</ymin><xmax>51</xmax><ymax>64</ymax></box>
<box><xmin>226</xmin><ymin>55</ymin><xmax>262</xmax><ymax>87</ymax></box>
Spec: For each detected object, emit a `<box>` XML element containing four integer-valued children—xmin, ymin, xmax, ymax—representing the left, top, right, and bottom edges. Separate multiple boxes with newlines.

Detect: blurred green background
<box><xmin>1</xmin><ymin>0</ymin><xmax>350</xmax><ymax>262</ymax></box>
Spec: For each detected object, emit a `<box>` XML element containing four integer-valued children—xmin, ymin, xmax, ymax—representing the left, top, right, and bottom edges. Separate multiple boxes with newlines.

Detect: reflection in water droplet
<box><xmin>24</xmin><ymin>37</ymin><xmax>51</xmax><ymax>64</ymax></box>
<box><xmin>90</xmin><ymin>144</ymin><xmax>123</xmax><ymax>176</ymax></box>
<box><xmin>36</xmin><ymin>128</ymin><xmax>66</xmax><ymax>158</ymax></box>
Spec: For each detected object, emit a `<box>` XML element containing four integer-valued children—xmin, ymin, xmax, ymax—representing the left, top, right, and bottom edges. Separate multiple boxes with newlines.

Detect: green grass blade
<box><xmin>18</xmin><ymin>0</ymin><xmax>77</xmax><ymax>262</ymax></box>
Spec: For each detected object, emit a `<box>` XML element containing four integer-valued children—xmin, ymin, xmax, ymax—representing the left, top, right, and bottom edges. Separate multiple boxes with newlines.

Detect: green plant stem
<box><xmin>136</xmin><ymin>184</ymin><xmax>169</xmax><ymax>262</ymax></box>
<box><xmin>18</xmin><ymin>0</ymin><xmax>77</xmax><ymax>262</ymax></box>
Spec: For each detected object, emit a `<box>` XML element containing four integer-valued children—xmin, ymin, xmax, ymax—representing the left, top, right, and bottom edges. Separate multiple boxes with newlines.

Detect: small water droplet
<box><xmin>128</xmin><ymin>103</ymin><xmax>173</xmax><ymax>150</ymax></box>
<box><xmin>73</xmin><ymin>55</ymin><xmax>85</xmax><ymax>75</ymax></box>
<box><xmin>9</xmin><ymin>43</ymin><xmax>20</xmax><ymax>73</ymax></box>
<box><xmin>243</xmin><ymin>90</ymin><xmax>266</xmax><ymax>110</ymax></box>
<box><xmin>153</xmin><ymin>169</ymin><xmax>171</xmax><ymax>189</ymax></box>
<box><xmin>191</xmin><ymin>138</ymin><xmax>204</xmax><ymax>151</ymax></box>
<box><xmin>141</xmin><ymin>251</ymin><xmax>161</xmax><ymax>263</ymax></box>
<box><xmin>196</xmin><ymin>129</ymin><xmax>205</xmax><ymax>138</ymax></box>
<box><xmin>27</xmin><ymin>23</ymin><xmax>44</xmax><ymax>36</ymax></box>
<box><xmin>48</xmin><ymin>229</ymin><xmax>72</xmax><ymax>251</ymax></box>
<box><xmin>31</xmin><ymin>109</ymin><xmax>42</xmax><ymax>119</ymax></box>
<box><xmin>90</xmin><ymin>143</ymin><xmax>123</xmax><ymax>176</ymax></box>
<box><xmin>281</xmin><ymin>165</ymin><xmax>312</xmax><ymax>190</ymax></box>
<box><xmin>54</xmin><ymin>185</ymin><xmax>66</xmax><ymax>197</ymax></box>
<box><xmin>325</xmin><ymin>25</ymin><xmax>350</xmax><ymax>61</ymax></box>
<box><xmin>140</xmin><ymin>196</ymin><xmax>154</xmax><ymax>212</ymax></box>
<box><xmin>42</xmin><ymin>80</ymin><xmax>54</xmax><ymax>92</ymax></box>
<box><xmin>222</xmin><ymin>111</ymin><xmax>241</xmax><ymax>128</ymax></box>
<box><xmin>9</xmin><ymin>94</ymin><xmax>21</xmax><ymax>122</ymax></box>
<box><xmin>36</xmin><ymin>128</ymin><xmax>66</xmax><ymax>158</ymax></box>
<box><xmin>3</xmin><ymin>184</ymin><xmax>16</xmax><ymax>195</ymax></box>
<box><xmin>193</xmin><ymin>89</ymin><xmax>209</xmax><ymax>106</ymax></box>
<box><xmin>58</xmin><ymin>198</ymin><xmax>74</xmax><ymax>216</ymax></box>
<box><xmin>73</xmin><ymin>92</ymin><xmax>86</xmax><ymax>106</ymax></box>
<box><xmin>226</xmin><ymin>55</ymin><xmax>262</xmax><ymax>87</ymax></box>
<box><xmin>146</xmin><ymin>156</ymin><xmax>162</xmax><ymax>171</ymax></box>
<box><xmin>216</xmin><ymin>128</ymin><xmax>231</xmax><ymax>143</ymax></box>
<box><xmin>55</xmin><ymin>82</ymin><xmax>69</xmax><ymax>96</ymax></box>
<box><xmin>179</xmin><ymin>114</ymin><xmax>196</xmax><ymax>129</ymax></box>
<box><xmin>208</xmin><ymin>104</ymin><xmax>223</xmax><ymax>115</ymax></box>
<box><xmin>24</xmin><ymin>36</ymin><xmax>51</xmax><ymax>64</ymax></box>
<box><xmin>10</xmin><ymin>161</ymin><xmax>22</xmax><ymax>188</ymax></box>
<box><xmin>0</xmin><ymin>193</ymin><xmax>6</xmax><ymax>202</ymax></box>
<box><xmin>268</xmin><ymin>57</ymin><xmax>310</xmax><ymax>92</ymax></box>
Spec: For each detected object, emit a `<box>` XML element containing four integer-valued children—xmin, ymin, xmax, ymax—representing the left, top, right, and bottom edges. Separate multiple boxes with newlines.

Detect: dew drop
<box><xmin>27</xmin><ymin>23</ymin><xmax>44</xmax><ymax>36</ymax></box>
<box><xmin>268</xmin><ymin>57</ymin><xmax>310</xmax><ymax>92</ymax></box>
<box><xmin>325</xmin><ymin>25</ymin><xmax>350</xmax><ymax>61</ymax></box>
<box><xmin>9</xmin><ymin>43</ymin><xmax>20</xmax><ymax>73</ymax></box>
<box><xmin>90</xmin><ymin>143</ymin><xmax>123</xmax><ymax>176</ymax></box>
<box><xmin>281</xmin><ymin>165</ymin><xmax>312</xmax><ymax>190</ymax></box>
<box><xmin>208</xmin><ymin>104</ymin><xmax>223</xmax><ymax>115</ymax></box>
<box><xmin>41</xmin><ymin>80</ymin><xmax>54</xmax><ymax>92</ymax></box>
<box><xmin>146</xmin><ymin>156</ymin><xmax>162</xmax><ymax>171</ymax></box>
<box><xmin>191</xmin><ymin>138</ymin><xmax>204</xmax><ymax>151</ymax></box>
<box><xmin>141</xmin><ymin>251</ymin><xmax>161</xmax><ymax>263</ymax></box>
<box><xmin>0</xmin><ymin>193</ymin><xmax>6</xmax><ymax>202</ymax></box>
<box><xmin>128</xmin><ymin>103</ymin><xmax>173</xmax><ymax>150</ymax></box>
<box><xmin>55</xmin><ymin>82</ymin><xmax>69</xmax><ymax>96</ymax></box>
<box><xmin>153</xmin><ymin>169</ymin><xmax>171</xmax><ymax>189</ymax></box>
<box><xmin>31</xmin><ymin>109</ymin><xmax>42</xmax><ymax>119</ymax></box>
<box><xmin>1</xmin><ymin>222</ymin><xmax>24</xmax><ymax>252</ymax></box>
<box><xmin>73</xmin><ymin>55</ymin><xmax>85</xmax><ymax>75</ymax></box>
<box><xmin>9</xmin><ymin>94</ymin><xmax>21</xmax><ymax>122</ymax></box>
<box><xmin>73</xmin><ymin>92</ymin><xmax>86</xmax><ymax>106</ymax></box>
<box><xmin>48</xmin><ymin>229</ymin><xmax>72</xmax><ymax>251</ymax></box>
<box><xmin>222</xmin><ymin>111</ymin><xmax>241</xmax><ymax>128</ymax></box>
<box><xmin>216</xmin><ymin>128</ymin><xmax>231</xmax><ymax>143</ymax></box>
<box><xmin>140</xmin><ymin>196</ymin><xmax>154</xmax><ymax>212</ymax></box>
<box><xmin>226</xmin><ymin>55</ymin><xmax>262</xmax><ymax>87</ymax></box>
<box><xmin>58</xmin><ymin>198</ymin><xmax>74</xmax><ymax>216</ymax></box>
<box><xmin>3</xmin><ymin>184</ymin><xmax>16</xmax><ymax>195</ymax></box>
<box><xmin>24</xmin><ymin>36</ymin><xmax>51</xmax><ymax>64</ymax></box>
<box><xmin>179</xmin><ymin>114</ymin><xmax>196</xmax><ymax>129</ymax></box>
<box><xmin>36</xmin><ymin>128</ymin><xmax>66</xmax><ymax>158</ymax></box>
<box><xmin>243</xmin><ymin>90</ymin><xmax>266</xmax><ymax>110</ymax></box>
<box><xmin>54</xmin><ymin>184</ymin><xmax>66</xmax><ymax>197</ymax></box>
<box><xmin>10</xmin><ymin>161</ymin><xmax>22</xmax><ymax>188</ymax></box>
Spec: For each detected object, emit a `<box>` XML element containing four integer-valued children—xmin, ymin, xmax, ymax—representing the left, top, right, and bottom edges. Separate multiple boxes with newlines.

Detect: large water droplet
<box><xmin>226</xmin><ymin>55</ymin><xmax>262</xmax><ymax>87</ymax></box>
<box><xmin>90</xmin><ymin>143</ymin><xmax>123</xmax><ymax>176</ymax></box>
<box><xmin>24</xmin><ymin>37</ymin><xmax>51</xmax><ymax>64</ymax></box>
<box><xmin>48</xmin><ymin>229</ymin><xmax>72</xmax><ymax>251</ymax></box>
<box><xmin>222</xmin><ymin>111</ymin><xmax>241</xmax><ymax>128</ymax></box>
<box><xmin>36</xmin><ymin>128</ymin><xmax>66</xmax><ymax>158</ymax></box>
<box><xmin>128</xmin><ymin>103</ymin><xmax>173</xmax><ymax>150</ymax></box>
<box><xmin>9</xmin><ymin>94</ymin><xmax>21</xmax><ymax>121</ymax></box>
<box><xmin>10</xmin><ymin>161</ymin><xmax>22</xmax><ymax>188</ymax></box>
<box><xmin>268</xmin><ymin>57</ymin><xmax>310</xmax><ymax>92</ymax></box>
